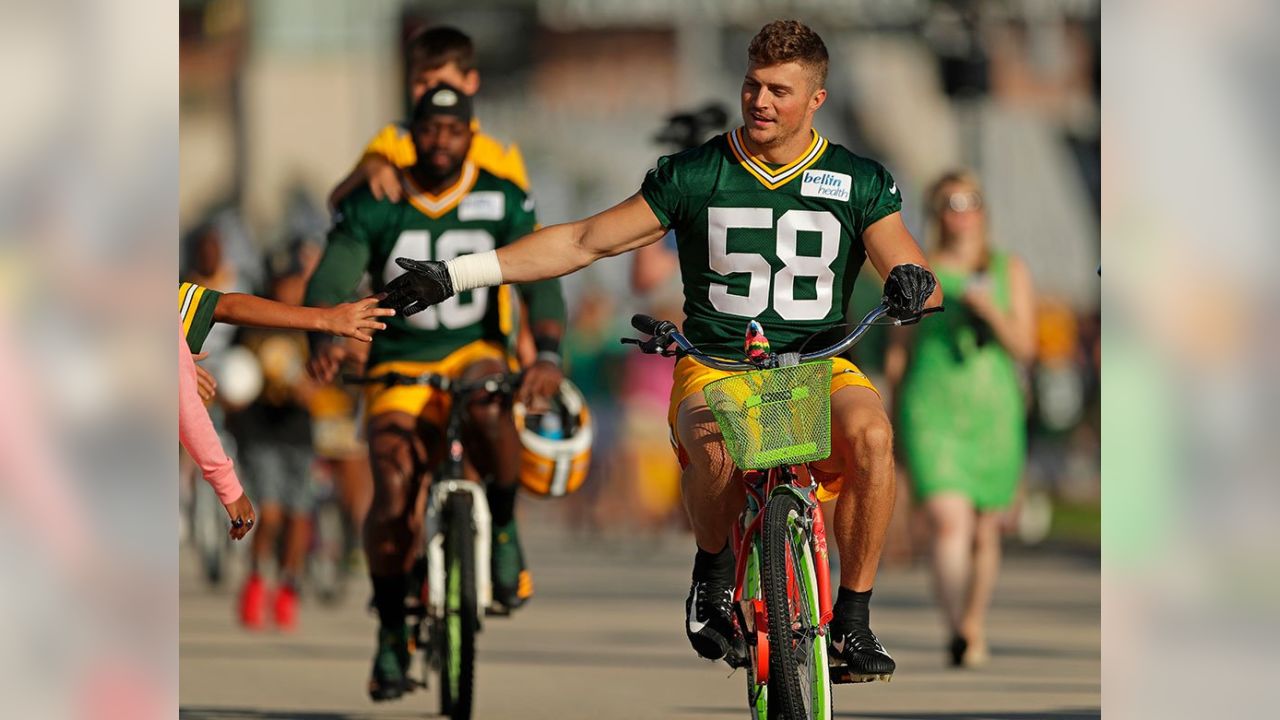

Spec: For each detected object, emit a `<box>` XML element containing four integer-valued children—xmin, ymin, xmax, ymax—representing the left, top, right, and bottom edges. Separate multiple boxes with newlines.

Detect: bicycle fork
<box><xmin>424</xmin><ymin>479</ymin><xmax>493</xmax><ymax>619</ymax></box>
<box><xmin>733</xmin><ymin>469</ymin><xmax>836</xmax><ymax>687</ymax></box>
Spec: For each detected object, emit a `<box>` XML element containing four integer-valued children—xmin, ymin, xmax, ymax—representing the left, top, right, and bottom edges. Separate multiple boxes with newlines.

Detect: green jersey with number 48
<box><xmin>641</xmin><ymin>128</ymin><xmax>901</xmax><ymax>357</ymax></box>
<box><xmin>306</xmin><ymin>162</ymin><xmax>565</xmax><ymax>366</ymax></box>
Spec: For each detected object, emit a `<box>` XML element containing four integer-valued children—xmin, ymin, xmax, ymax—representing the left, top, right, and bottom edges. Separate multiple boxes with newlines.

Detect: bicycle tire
<box><xmin>439</xmin><ymin>492</ymin><xmax>477</xmax><ymax>720</ymax></box>
<box><xmin>761</xmin><ymin>492</ymin><xmax>831</xmax><ymax>720</ymax></box>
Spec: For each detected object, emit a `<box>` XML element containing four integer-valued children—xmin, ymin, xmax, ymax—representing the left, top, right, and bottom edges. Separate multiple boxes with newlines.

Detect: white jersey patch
<box><xmin>800</xmin><ymin>170</ymin><xmax>852</xmax><ymax>202</ymax></box>
<box><xmin>458</xmin><ymin>192</ymin><xmax>505</xmax><ymax>221</ymax></box>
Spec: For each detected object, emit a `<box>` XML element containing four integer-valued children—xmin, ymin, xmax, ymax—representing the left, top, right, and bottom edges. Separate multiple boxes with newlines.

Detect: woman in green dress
<box><xmin>886</xmin><ymin>170</ymin><xmax>1036</xmax><ymax>667</ymax></box>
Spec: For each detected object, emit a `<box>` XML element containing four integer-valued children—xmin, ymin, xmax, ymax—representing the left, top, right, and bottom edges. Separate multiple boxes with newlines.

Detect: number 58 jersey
<box><xmin>640</xmin><ymin>128</ymin><xmax>901</xmax><ymax>357</ymax></box>
<box><xmin>306</xmin><ymin>162</ymin><xmax>565</xmax><ymax>366</ymax></box>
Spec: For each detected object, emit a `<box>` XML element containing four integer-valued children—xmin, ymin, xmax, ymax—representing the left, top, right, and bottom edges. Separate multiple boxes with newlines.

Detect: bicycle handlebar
<box><xmin>342</xmin><ymin>371</ymin><xmax>520</xmax><ymax>396</ymax></box>
<box><xmin>622</xmin><ymin>303</ymin><xmax>943</xmax><ymax>371</ymax></box>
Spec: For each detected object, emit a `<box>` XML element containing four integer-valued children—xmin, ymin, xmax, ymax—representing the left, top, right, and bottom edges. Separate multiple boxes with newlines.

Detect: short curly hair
<box><xmin>747</xmin><ymin>20</ymin><xmax>829</xmax><ymax>89</ymax></box>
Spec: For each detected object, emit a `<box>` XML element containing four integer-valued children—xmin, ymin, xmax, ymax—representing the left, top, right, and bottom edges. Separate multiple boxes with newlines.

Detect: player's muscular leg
<box><xmin>365</xmin><ymin>411</ymin><xmax>432</xmax><ymax>575</ymax></box>
<box><xmin>457</xmin><ymin>358</ymin><xmax>520</xmax><ymax>488</ymax></box>
<box><xmin>814</xmin><ymin>386</ymin><xmax>896</xmax><ymax>591</ymax></box>
<box><xmin>675</xmin><ymin>395</ymin><xmax>746</xmax><ymax>553</ymax></box>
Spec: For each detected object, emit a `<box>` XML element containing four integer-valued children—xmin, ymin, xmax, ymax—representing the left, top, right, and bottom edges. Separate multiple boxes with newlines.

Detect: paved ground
<box><xmin>180</xmin><ymin>504</ymin><xmax>1099</xmax><ymax>720</ymax></box>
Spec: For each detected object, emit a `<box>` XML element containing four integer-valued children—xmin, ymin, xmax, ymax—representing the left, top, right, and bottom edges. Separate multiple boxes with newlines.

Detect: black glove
<box><xmin>382</xmin><ymin>257</ymin><xmax>456</xmax><ymax>317</ymax></box>
<box><xmin>882</xmin><ymin>263</ymin><xmax>937</xmax><ymax>320</ymax></box>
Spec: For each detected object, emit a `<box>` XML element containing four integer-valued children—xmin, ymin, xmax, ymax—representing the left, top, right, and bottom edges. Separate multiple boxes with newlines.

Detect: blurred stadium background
<box><xmin>179</xmin><ymin>0</ymin><xmax>1099</xmax><ymax>542</ymax></box>
<box><xmin>178</xmin><ymin>1</ymin><xmax>1099</xmax><ymax>717</ymax></box>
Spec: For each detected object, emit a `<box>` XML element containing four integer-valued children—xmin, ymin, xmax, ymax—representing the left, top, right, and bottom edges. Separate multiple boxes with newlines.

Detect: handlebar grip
<box><xmin>631</xmin><ymin>314</ymin><xmax>678</xmax><ymax>337</ymax></box>
<box><xmin>631</xmin><ymin>314</ymin><xmax>660</xmax><ymax>334</ymax></box>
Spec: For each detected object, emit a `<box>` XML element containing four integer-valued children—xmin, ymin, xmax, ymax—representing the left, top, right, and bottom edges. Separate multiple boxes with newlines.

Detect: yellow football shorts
<box><xmin>365</xmin><ymin>340</ymin><xmax>517</xmax><ymax>427</ymax></box>
<box><xmin>666</xmin><ymin>356</ymin><xmax>879</xmax><ymax>503</ymax></box>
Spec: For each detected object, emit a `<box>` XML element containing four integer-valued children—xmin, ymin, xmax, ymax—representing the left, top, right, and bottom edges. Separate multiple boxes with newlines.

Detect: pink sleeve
<box><xmin>178</xmin><ymin>326</ymin><xmax>243</xmax><ymax>505</ymax></box>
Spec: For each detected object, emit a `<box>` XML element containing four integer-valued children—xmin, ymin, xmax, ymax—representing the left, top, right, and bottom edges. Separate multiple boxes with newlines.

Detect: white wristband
<box><xmin>444</xmin><ymin>250</ymin><xmax>504</xmax><ymax>292</ymax></box>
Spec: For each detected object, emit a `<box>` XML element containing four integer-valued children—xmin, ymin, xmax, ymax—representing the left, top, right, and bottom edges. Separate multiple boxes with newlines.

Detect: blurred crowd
<box><xmin>178</xmin><ymin>0</ymin><xmax>1099</xmax><ymax>627</ymax></box>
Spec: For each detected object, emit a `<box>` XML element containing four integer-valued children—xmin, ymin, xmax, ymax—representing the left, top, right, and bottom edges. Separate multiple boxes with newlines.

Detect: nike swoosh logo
<box><xmin>889</xmin><ymin>183</ymin><xmax>898</xmax><ymax>194</ymax></box>
<box><xmin>832</xmin><ymin>637</ymin><xmax>846</xmax><ymax>655</ymax></box>
<box><xmin>687</xmin><ymin>587</ymin><xmax>707</xmax><ymax>634</ymax></box>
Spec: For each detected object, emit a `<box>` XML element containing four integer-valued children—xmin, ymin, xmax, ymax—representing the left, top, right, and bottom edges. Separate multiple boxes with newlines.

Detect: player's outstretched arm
<box><xmin>384</xmin><ymin>193</ymin><xmax>666</xmax><ymax>316</ymax></box>
<box><xmin>499</xmin><ymin>193</ymin><xmax>667</xmax><ymax>282</ymax></box>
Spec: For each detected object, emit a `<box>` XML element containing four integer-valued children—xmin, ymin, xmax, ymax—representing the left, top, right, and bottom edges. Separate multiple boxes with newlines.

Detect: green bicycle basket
<box><xmin>702</xmin><ymin>360</ymin><xmax>834</xmax><ymax>470</ymax></box>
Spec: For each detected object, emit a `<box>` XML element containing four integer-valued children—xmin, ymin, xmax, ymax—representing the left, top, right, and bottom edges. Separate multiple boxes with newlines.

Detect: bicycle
<box><xmin>344</xmin><ymin>369</ymin><xmax>520</xmax><ymax>720</ymax></box>
<box><xmin>624</xmin><ymin>302</ymin><xmax>939</xmax><ymax>720</ymax></box>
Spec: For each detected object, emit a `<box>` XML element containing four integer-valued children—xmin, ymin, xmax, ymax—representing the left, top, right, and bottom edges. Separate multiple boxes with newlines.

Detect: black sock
<box><xmin>835</xmin><ymin>587</ymin><xmax>872</xmax><ymax>627</ymax></box>
<box><xmin>487</xmin><ymin>481</ymin><xmax>517</xmax><ymax>528</ymax></box>
<box><xmin>372</xmin><ymin>574</ymin><xmax>409</xmax><ymax>631</ymax></box>
<box><xmin>692</xmin><ymin>542</ymin><xmax>736</xmax><ymax>588</ymax></box>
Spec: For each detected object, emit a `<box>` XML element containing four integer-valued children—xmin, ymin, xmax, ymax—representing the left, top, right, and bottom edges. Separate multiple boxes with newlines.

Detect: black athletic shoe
<box><xmin>948</xmin><ymin>634</ymin><xmax>969</xmax><ymax>667</ymax></box>
<box><xmin>685</xmin><ymin>581</ymin><xmax>746</xmax><ymax>665</ymax></box>
<box><xmin>829</xmin><ymin>618</ymin><xmax>896</xmax><ymax>682</ymax></box>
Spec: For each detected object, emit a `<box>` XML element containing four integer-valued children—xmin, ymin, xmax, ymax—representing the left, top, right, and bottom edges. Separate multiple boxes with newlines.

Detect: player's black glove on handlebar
<box><xmin>382</xmin><ymin>257</ymin><xmax>455</xmax><ymax>317</ymax></box>
<box><xmin>882</xmin><ymin>263</ymin><xmax>937</xmax><ymax>320</ymax></box>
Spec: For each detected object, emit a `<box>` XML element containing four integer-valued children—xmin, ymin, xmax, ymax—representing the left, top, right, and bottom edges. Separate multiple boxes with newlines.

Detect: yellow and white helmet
<box><xmin>513</xmin><ymin>379</ymin><xmax>593</xmax><ymax>497</ymax></box>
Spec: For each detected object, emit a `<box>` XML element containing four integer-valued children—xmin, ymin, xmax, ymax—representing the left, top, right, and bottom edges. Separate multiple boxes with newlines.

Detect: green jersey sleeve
<box><xmin>504</xmin><ymin>188</ymin><xmax>566</xmax><ymax>326</ymax></box>
<box><xmin>179</xmin><ymin>281</ymin><xmax>222</xmax><ymax>354</ymax></box>
<box><xmin>306</xmin><ymin>190</ymin><xmax>377</xmax><ymax>307</ymax></box>
<box><xmin>858</xmin><ymin>160</ymin><xmax>903</xmax><ymax>233</ymax></box>
<box><xmin>639</xmin><ymin>153</ymin><xmax>686</xmax><ymax>229</ymax></box>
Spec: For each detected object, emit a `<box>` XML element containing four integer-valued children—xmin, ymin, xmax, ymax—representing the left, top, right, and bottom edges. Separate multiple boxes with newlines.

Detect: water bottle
<box><xmin>537</xmin><ymin>410</ymin><xmax>564</xmax><ymax>440</ymax></box>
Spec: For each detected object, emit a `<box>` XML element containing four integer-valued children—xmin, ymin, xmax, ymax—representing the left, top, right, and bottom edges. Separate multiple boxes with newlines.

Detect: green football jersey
<box><xmin>640</xmin><ymin>127</ymin><xmax>902</xmax><ymax>357</ymax></box>
<box><xmin>306</xmin><ymin>162</ymin><xmax>565</xmax><ymax>365</ymax></box>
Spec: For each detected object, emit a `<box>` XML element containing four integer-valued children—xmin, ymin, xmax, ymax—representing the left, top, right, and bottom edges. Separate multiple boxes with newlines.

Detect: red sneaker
<box><xmin>273</xmin><ymin>584</ymin><xmax>299</xmax><ymax>631</ymax></box>
<box><xmin>238</xmin><ymin>575</ymin><xmax>267</xmax><ymax>630</ymax></box>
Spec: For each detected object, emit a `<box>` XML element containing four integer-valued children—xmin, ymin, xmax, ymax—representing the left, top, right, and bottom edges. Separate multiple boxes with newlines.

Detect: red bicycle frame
<box><xmin>730</xmin><ymin>464</ymin><xmax>835</xmax><ymax>685</ymax></box>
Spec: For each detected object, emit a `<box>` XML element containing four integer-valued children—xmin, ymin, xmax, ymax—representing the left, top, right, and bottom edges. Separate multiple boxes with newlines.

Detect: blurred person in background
<box><xmin>328</xmin><ymin>25</ymin><xmax>530</xmax><ymax>207</ymax></box>
<box><xmin>229</xmin><ymin>238</ymin><xmax>326</xmax><ymax>631</ymax></box>
<box><xmin>885</xmin><ymin>170</ymin><xmax>1036</xmax><ymax>667</ymax></box>
<box><xmin>384</xmin><ymin>20</ymin><xmax>942</xmax><ymax>681</ymax></box>
<box><xmin>283</xmin><ymin>185</ymin><xmax>376</xmax><ymax>574</ymax></box>
<box><xmin>616</xmin><ymin>283</ymin><xmax>689</xmax><ymax>536</ymax></box>
<box><xmin>306</xmin><ymin>85</ymin><xmax>568</xmax><ymax>702</ymax></box>
<box><xmin>560</xmin><ymin>285</ymin><xmax>626</xmax><ymax>537</ymax></box>
<box><xmin>328</xmin><ymin>24</ymin><xmax>541</xmax><ymax>368</ymax></box>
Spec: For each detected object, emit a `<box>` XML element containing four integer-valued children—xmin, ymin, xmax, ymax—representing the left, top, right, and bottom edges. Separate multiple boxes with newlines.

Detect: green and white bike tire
<box><xmin>439</xmin><ymin>492</ymin><xmax>477</xmax><ymax>720</ymax></box>
<box><xmin>761</xmin><ymin>492</ymin><xmax>832</xmax><ymax>720</ymax></box>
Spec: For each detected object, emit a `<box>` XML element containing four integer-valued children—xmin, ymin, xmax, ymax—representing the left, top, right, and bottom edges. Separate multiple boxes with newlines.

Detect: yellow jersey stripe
<box><xmin>179</xmin><ymin>283</ymin><xmax>205</xmax><ymax>337</ymax></box>
<box><xmin>727</xmin><ymin>128</ymin><xmax>827</xmax><ymax>189</ymax></box>
<box><xmin>498</xmin><ymin>285</ymin><xmax>514</xmax><ymax>336</ymax></box>
<box><xmin>178</xmin><ymin>282</ymin><xmax>196</xmax><ymax>320</ymax></box>
<box><xmin>403</xmin><ymin>162</ymin><xmax>479</xmax><ymax>219</ymax></box>
<box><xmin>731</xmin><ymin>128</ymin><xmax>819</xmax><ymax>179</ymax></box>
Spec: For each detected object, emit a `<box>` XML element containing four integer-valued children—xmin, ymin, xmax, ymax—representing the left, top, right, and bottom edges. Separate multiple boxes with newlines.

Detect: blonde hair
<box><xmin>925</xmin><ymin>168</ymin><xmax>989</xmax><ymax>261</ymax></box>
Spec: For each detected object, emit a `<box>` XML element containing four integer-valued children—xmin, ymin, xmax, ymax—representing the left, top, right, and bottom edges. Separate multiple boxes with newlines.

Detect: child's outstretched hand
<box><xmin>322</xmin><ymin>295</ymin><xmax>395</xmax><ymax>342</ymax></box>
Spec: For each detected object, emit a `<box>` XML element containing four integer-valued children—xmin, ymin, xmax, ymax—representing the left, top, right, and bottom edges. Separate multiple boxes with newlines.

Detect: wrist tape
<box><xmin>444</xmin><ymin>250</ymin><xmax>504</xmax><ymax>292</ymax></box>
